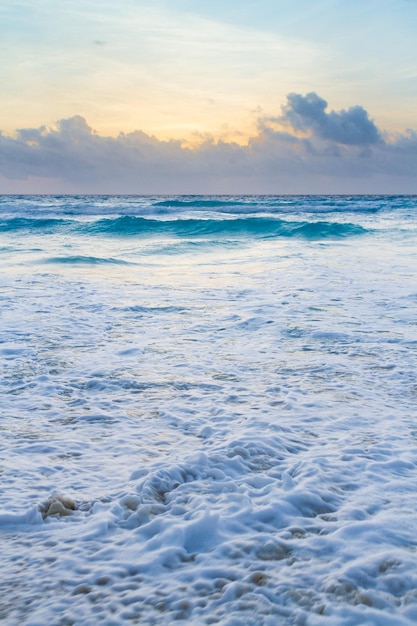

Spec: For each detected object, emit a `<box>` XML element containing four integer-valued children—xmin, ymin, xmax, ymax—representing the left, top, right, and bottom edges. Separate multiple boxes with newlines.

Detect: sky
<box><xmin>1</xmin><ymin>0</ymin><xmax>417</xmax><ymax>194</ymax></box>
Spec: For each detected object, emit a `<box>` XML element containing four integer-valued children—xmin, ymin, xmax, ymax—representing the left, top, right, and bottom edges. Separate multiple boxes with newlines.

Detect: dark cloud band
<box><xmin>1</xmin><ymin>93</ymin><xmax>416</xmax><ymax>193</ymax></box>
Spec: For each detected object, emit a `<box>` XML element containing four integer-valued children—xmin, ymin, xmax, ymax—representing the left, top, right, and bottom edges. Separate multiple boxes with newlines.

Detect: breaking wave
<box><xmin>42</xmin><ymin>255</ymin><xmax>133</xmax><ymax>266</ymax></box>
<box><xmin>0</xmin><ymin>215</ymin><xmax>369</xmax><ymax>240</ymax></box>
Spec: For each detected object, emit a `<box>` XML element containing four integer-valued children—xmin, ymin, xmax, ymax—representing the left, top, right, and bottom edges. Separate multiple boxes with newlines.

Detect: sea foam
<box><xmin>0</xmin><ymin>195</ymin><xmax>416</xmax><ymax>625</ymax></box>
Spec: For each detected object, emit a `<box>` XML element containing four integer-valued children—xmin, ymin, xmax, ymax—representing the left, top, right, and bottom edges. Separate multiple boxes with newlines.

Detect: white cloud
<box><xmin>1</xmin><ymin>94</ymin><xmax>417</xmax><ymax>194</ymax></box>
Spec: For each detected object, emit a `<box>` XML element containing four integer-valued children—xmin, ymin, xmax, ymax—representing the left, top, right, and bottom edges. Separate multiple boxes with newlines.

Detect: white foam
<box><xmin>1</xmin><ymin>197</ymin><xmax>417</xmax><ymax>624</ymax></box>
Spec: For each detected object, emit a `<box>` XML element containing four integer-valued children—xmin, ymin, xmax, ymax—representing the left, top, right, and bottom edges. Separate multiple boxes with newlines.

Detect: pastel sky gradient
<box><xmin>1</xmin><ymin>0</ymin><xmax>417</xmax><ymax>193</ymax></box>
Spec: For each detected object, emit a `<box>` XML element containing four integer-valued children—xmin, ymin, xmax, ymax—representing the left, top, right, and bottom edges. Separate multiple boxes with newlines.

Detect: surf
<box><xmin>0</xmin><ymin>214</ymin><xmax>370</xmax><ymax>240</ymax></box>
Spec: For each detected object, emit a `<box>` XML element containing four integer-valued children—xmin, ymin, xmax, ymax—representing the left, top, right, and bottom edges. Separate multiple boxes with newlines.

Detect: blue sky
<box><xmin>1</xmin><ymin>0</ymin><xmax>417</xmax><ymax>192</ymax></box>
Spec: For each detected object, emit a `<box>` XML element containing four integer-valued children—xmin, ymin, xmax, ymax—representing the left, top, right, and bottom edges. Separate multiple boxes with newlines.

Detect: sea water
<box><xmin>1</xmin><ymin>195</ymin><xmax>417</xmax><ymax>625</ymax></box>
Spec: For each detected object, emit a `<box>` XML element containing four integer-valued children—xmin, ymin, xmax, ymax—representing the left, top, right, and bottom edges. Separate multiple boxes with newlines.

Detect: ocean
<box><xmin>1</xmin><ymin>194</ymin><xmax>417</xmax><ymax>625</ymax></box>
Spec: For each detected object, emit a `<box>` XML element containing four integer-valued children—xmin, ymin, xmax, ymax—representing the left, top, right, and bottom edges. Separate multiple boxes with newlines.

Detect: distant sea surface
<box><xmin>1</xmin><ymin>195</ymin><xmax>417</xmax><ymax>625</ymax></box>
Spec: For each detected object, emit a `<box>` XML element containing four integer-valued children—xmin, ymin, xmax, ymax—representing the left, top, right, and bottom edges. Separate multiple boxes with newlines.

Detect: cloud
<box><xmin>1</xmin><ymin>93</ymin><xmax>417</xmax><ymax>194</ymax></box>
<box><xmin>264</xmin><ymin>92</ymin><xmax>382</xmax><ymax>146</ymax></box>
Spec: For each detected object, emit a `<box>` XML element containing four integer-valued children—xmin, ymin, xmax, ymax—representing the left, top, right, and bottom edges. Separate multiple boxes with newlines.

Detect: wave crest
<box><xmin>0</xmin><ymin>214</ymin><xmax>369</xmax><ymax>240</ymax></box>
<box><xmin>86</xmin><ymin>216</ymin><xmax>369</xmax><ymax>239</ymax></box>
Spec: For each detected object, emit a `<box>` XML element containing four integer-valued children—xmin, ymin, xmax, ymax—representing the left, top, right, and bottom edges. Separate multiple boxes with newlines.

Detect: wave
<box><xmin>0</xmin><ymin>217</ymin><xmax>71</xmax><ymax>232</ymax></box>
<box><xmin>151</xmin><ymin>195</ymin><xmax>390</xmax><ymax>214</ymax></box>
<box><xmin>42</xmin><ymin>255</ymin><xmax>133</xmax><ymax>266</ymax></box>
<box><xmin>2</xmin><ymin>195</ymin><xmax>415</xmax><ymax>220</ymax></box>
<box><xmin>83</xmin><ymin>216</ymin><xmax>369</xmax><ymax>239</ymax></box>
<box><xmin>0</xmin><ymin>214</ymin><xmax>369</xmax><ymax>239</ymax></box>
<box><xmin>153</xmin><ymin>198</ymin><xmax>253</xmax><ymax>210</ymax></box>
